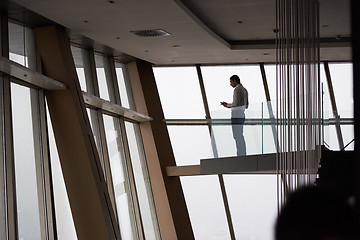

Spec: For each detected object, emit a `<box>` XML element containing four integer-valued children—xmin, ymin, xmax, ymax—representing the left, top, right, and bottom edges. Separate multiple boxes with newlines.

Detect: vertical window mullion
<box><xmin>105</xmin><ymin>56</ymin><xmax>143</xmax><ymax>239</ymax></box>
<box><xmin>84</xmin><ymin>49</ymin><xmax>99</xmax><ymax>97</ymax></box>
<box><xmin>119</xmin><ymin>119</ymin><xmax>144</xmax><ymax>240</ymax></box>
<box><xmin>29</xmin><ymin>88</ymin><xmax>49</xmax><ymax>240</ymax></box>
<box><xmin>97</xmin><ymin>110</ymin><xmax>118</xmax><ymax>214</ymax></box>
<box><xmin>103</xmin><ymin>56</ymin><xmax>118</xmax><ymax>103</ymax></box>
<box><xmin>37</xmin><ymin>89</ymin><xmax>57</xmax><ymax>240</ymax></box>
<box><xmin>1</xmin><ymin>13</ymin><xmax>18</xmax><ymax>240</ymax></box>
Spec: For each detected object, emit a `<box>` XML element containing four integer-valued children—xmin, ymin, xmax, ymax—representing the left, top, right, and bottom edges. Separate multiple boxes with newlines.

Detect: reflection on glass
<box><xmin>115</xmin><ymin>62</ymin><xmax>131</xmax><ymax>108</ymax></box>
<box><xmin>47</xmin><ymin>103</ymin><xmax>78</xmax><ymax>240</ymax></box>
<box><xmin>11</xmin><ymin>83</ymin><xmax>43</xmax><ymax>239</ymax></box>
<box><xmin>153</xmin><ymin>66</ymin><xmax>206</xmax><ymax>119</ymax></box>
<box><xmin>223</xmin><ymin>174</ymin><xmax>277</xmax><ymax>240</ymax></box>
<box><xmin>86</xmin><ymin>108</ymin><xmax>105</xmax><ymax>176</ymax></box>
<box><xmin>95</xmin><ymin>54</ymin><xmax>110</xmax><ymax>101</ymax></box>
<box><xmin>167</xmin><ymin>126</ymin><xmax>213</xmax><ymax>165</ymax></box>
<box><xmin>71</xmin><ymin>46</ymin><xmax>87</xmax><ymax>92</ymax></box>
<box><xmin>201</xmin><ymin>65</ymin><xmax>266</xmax><ymax>116</ymax></box>
<box><xmin>9</xmin><ymin>22</ymin><xmax>35</xmax><ymax>68</ymax></box>
<box><xmin>211</xmin><ymin>101</ymin><xmax>277</xmax><ymax>158</ymax></box>
<box><xmin>125</xmin><ymin>122</ymin><xmax>160</xmax><ymax>240</ymax></box>
<box><xmin>180</xmin><ymin>176</ymin><xmax>231</xmax><ymax>240</ymax></box>
<box><xmin>103</xmin><ymin>115</ymin><xmax>137</xmax><ymax>240</ymax></box>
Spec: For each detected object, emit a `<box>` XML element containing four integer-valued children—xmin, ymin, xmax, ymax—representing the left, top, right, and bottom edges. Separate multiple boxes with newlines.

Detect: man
<box><xmin>221</xmin><ymin>75</ymin><xmax>249</xmax><ymax>156</ymax></box>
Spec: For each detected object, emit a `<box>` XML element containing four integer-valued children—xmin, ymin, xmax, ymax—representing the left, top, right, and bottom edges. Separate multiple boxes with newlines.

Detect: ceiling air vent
<box><xmin>130</xmin><ymin>29</ymin><xmax>170</xmax><ymax>37</ymax></box>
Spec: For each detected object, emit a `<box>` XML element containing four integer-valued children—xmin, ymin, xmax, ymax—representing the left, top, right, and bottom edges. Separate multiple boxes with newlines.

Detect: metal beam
<box><xmin>0</xmin><ymin>56</ymin><xmax>66</xmax><ymax>90</ymax></box>
<box><xmin>83</xmin><ymin>92</ymin><xmax>152</xmax><ymax>123</ymax></box>
<box><xmin>127</xmin><ymin>59</ymin><xmax>194</xmax><ymax>240</ymax></box>
<box><xmin>324</xmin><ymin>61</ymin><xmax>345</xmax><ymax>150</ymax></box>
<box><xmin>34</xmin><ymin>26</ymin><xmax>120</xmax><ymax>240</ymax></box>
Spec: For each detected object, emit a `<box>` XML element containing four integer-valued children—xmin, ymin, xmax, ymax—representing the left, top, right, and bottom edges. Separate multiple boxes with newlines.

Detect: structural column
<box><xmin>34</xmin><ymin>26</ymin><xmax>119</xmax><ymax>240</ymax></box>
<box><xmin>127</xmin><ymin>60</ymin><xmax>194</xmax><ymax>240</ymax></box>
<box><xmin>352</xmin><ymin>0</ymin><xmax>360</xmax><ymax>220</ymax></box>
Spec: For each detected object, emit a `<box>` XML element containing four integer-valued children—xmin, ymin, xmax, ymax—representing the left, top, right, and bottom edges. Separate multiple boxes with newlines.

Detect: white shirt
<box><xmin>228</xmin><ymin>83</ymin><xmax>248</xmax><ymax>108</ymax></box>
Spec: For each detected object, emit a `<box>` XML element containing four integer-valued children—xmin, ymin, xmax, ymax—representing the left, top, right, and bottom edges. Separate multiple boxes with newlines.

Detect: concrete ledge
<box><xmin>200</xmin><ymin>153</ymin><xmax>276</xmax><ymax>174</ymax></box>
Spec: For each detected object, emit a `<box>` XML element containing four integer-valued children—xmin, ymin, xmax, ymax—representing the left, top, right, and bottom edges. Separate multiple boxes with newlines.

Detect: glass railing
<box><xmin>211</xmin><ymin>101</ymin><xmax>277</xmax><ymax>158</ymax></box>
<box><xmin>210</xmin><ymin>100</ymin><xmax>353</xmax><ymax>158</ymax></box>
<box><xmin>322</xmin><ymin>110</ymin><xmax>354</xmax><ymax>151</ymax></box>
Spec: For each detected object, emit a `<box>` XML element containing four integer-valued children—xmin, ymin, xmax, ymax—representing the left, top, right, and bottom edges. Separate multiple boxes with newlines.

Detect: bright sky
<box><xmin>153</xmin><ymin>63</ymin><xmax>353</xmax><ymax>240</ymax></box>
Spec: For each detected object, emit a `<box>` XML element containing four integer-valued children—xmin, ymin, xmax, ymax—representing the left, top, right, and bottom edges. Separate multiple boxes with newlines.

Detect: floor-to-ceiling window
<box><xmin>1</xmin><ymin>16</ymin><xmax>160</xmax><ymax>240</ymax></box>
<box><xmin>153</xmin><ymin>61</ymin><xmax>353</xmax><ymax>239</ymax></box>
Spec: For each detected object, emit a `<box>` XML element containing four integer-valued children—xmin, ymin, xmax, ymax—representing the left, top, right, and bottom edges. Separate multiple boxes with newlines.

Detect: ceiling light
<box><xmin>130</xmin><ymin>29</ymin><xmax>171</xmax><ymax>37</ymax></box>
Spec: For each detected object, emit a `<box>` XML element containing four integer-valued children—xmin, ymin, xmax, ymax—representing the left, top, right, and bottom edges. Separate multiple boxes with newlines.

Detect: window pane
<box><xmin>201</xmin><ymin>65</ymin><xmax>266</xmax><ymax>116</ymax></box>
<box><xmin>180</xmin><ymin>176</ymin><xmax>231</xmax><ymax>240</ymax></box>
<box><xmin>9</xmin><ymin>22</ymin><xmax>36</xmax><ymax>69</ymax></box>
<box><xmin>95</xmin><ymin>54</ymin><xmax>110</xmax><ymax>101</ymax></box>
<box><xmin>115</xmin><ymin>62</ymin><xmax>131</xmax><ymax>108</ymax></box>
<box><xmin>223</xmin><ymin>174</ymin><xmax>277</xmax><ymax>240</ymax></box>
<box><xmin>264</xmin><ymin>64</ymin><xmax>276</xmax><ymax>100</ymax></box>
<box><xmin>103</xmin><ymin>115</ymin><xmax>137</xmax><ymax>240</ymax></box>
<box><xmin>125</xmin><ymin>122</ymin><xmax>160</xmax><ymax>240</ymax></box>
<box><xmin>341</xmin><ymin>125</ymin><xmax>354</xmax><ymax>150</ymax></box>
<box><xmin>167</xmin><ymin>126</ymin><xmax>213</xmax><ymax>165</ymax></box>
<box><xmin>87</xmin><ymin>108</ymin><xmax>105</xmax><ymax>175</ymax></box>
<box><xmin>71</xmin><ymin>46</ymin><xmax>87</xmax><ymax>92</ymax></box>
<box><xmin>47</xmin><ymin>103</ymin><xmax>78</xmax><ymax>240</ymax></box>
<box><xmin>11</xmin><ymin>83</ymin><xmax>43</xmax><ymax>239</ymax></box>
<box><xmin>153</xmin><ymin>66</ymin><xmax>206</xmax><ymax>119</ymax></box>
<box><xmin>329</xmin><ymin>63</ymin><xmax>353</xmax><ymax>118</ymax></box>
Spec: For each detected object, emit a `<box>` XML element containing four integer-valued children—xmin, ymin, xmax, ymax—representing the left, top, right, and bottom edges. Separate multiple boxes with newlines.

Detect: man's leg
<box><xmin>232</xmin><ymin>117</ymin><xmax>246</xmax><ymax>156</ymax></box>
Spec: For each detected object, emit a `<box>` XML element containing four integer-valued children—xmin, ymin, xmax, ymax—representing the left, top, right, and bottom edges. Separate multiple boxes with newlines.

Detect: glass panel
<box><xmin>86</xmin><ymin>108</ymin><xmax>105</xmax><ymax>175</ymax></box>
<box><xmin>95</xmin><ymin>54</ymin><xmax>110</xmax><ymax>101</ymax></box>
<box><xmin>201</xmin><ymin>65</ymin><xmax>266</xmax><ymax>116</ymax></box>
<box><xmin>47</xmin><ymin>104</ymin><xmax>78</xmax><ymax>240</ymax></box>
<box><xmin>211</xmin><ymin>102</ymin><xmax>269</xmax><ymax>158</ymax></box>
<box><xmin>71</xmin><ymin>46</ymin><xmax>87</xmax><ymax>92</ymax></box>
<box><xmin>341</xmin><ymin>124</ymin><xmax>354</xmax><ymax>151</ymax></box>
<box><xmin>9</xmin><ymin>22</ymin><xmax>36</xmax><ymax>69</ymax></box>
<box><xmin>264</xmin><ymin>64</ymin><xmax>276</xmax><ymax>100</ymax></box>
<box><xmin>223</xmin><ymin>174</ymin><xmax>277</xmax><ymax>240</ymax></box>
<box><xmin>125</xmin><ymin>122</ymin><xmax>160</xmax><ymax>240</ymax></box>
<box><xmin>115</xmin><ymin>62</ymin><xmax>131</xmax><ymax>108</ymax></box>
<box><xmin>180</xmin><ymin>176</ymin><xmax>231</xmax><ymax>240</ymax></box>
<box><xmin>153</xmin><ymin>66</ymin><xmax>206</xmax><ymax>119</ymax></box>
<box><xmin>329</xmin><ymin>63</ymin><xmax>353</xmax><ymax>118</ymax></box>
<box><xmin>103</xmin><ymin>115</ymin><xmax>137</xmax><ymax>240</ymax></box>
<box><xmin>167</xmin><ymin>126</ymin><xmax>213</xmax><ymax>165</ymax></box>
<box><xmin>11</xmin><ymin>83</ymin><xmax>43</xmax><ymax>239</ymax></box>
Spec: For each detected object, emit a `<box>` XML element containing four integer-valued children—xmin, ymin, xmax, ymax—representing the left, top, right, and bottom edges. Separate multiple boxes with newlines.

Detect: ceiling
<box><xmin>9</xmin><ymin>0</ymin><xmax>352</xmax><ymax>65</ymax></box>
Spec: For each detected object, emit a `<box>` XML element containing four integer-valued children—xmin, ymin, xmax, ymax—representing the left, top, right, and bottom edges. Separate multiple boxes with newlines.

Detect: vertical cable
<box><xmin>276</xmin><ymin>0</ymin><xmax>320</xmax><ymax>208</ymax></box>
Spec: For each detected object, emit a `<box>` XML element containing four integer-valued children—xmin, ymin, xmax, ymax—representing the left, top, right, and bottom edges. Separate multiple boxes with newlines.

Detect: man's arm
<box><xmin>221</xmin><ymin>102</ymin><xmax>231</xmax><ymax>108</ymax></box>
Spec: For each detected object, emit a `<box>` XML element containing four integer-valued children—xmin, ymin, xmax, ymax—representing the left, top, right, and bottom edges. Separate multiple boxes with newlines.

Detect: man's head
<box><xmin>230</xmin><ymin>75</ymin><xmax>240</xmax><ymax>87</ymax></box>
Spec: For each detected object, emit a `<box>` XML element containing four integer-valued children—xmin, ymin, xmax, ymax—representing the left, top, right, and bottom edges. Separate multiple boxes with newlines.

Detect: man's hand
<box><xmin>220</xmin><ymin>102</ymin><xmax>228</xmax><ymax>108</ymax></box>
